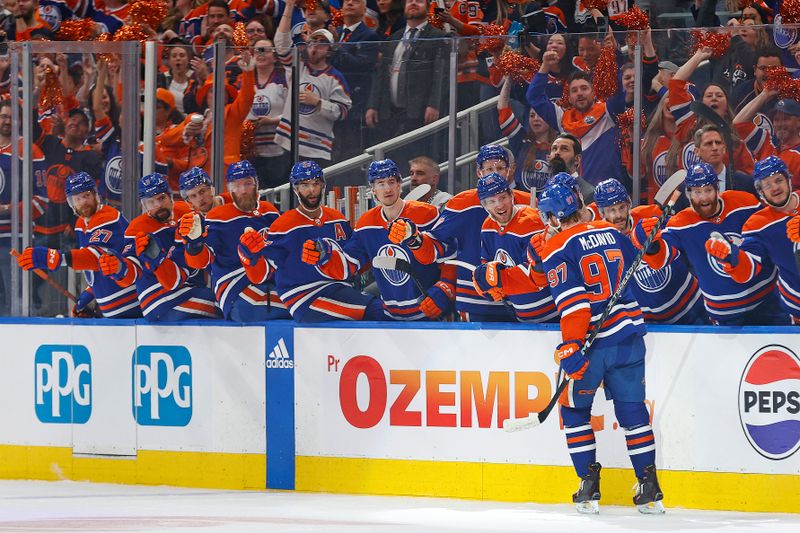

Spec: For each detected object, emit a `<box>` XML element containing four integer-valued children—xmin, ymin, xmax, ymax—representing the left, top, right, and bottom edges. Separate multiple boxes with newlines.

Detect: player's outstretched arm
<box><xmin>631</xmin><ymin>217</ymin><xmax>673</xmax><ymax>270</ymax></box>
<box><xmin>705</xmin><ymin>232</ymin><xmax>760</xmax><ymax>284</ymax></box>
<box><xmin>99</xmin><ymin>249</ymin><xmax>138</xmax><ymax>287</ymax></box>
<box><xmin>179</xmin><ymin>212</ymin><xmax>212</xmax><ymax>269</ymax></box>
<box><xmin>238</xmin><ymin>229</ymin><xmax>273</xmax><ymax>285</ymax></box>
<box><xmin>387</xmin><ymin>217</ymin><xmax>445</xmax><ymax>265</ymax></box>
<box><xmin>301</xmin><ymin>238</ymin><xmax>353</xmax><ymax>280</ymax></box>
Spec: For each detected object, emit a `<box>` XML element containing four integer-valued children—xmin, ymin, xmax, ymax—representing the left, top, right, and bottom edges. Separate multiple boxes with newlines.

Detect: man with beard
<box><xmin>179</xmin><ymin>160</ymin><xmax>289</xmax><ymax>322</ymax></box>
<box><xmin>10</xmin><ymin>0</ymin><xmax>53</xmax><ymax>40</ymax></box>
<box><xmin>547</xmin><ymin>132</ymin><xmax>595</xmax><ymax>204</ymax></box>
<box><xmin>16</xmin><ymin>172</ymin><xmax>141</xmax><ymax>318</ymax></box>
<box><xmin>594</xmin><ymin>178</ymin><xmax>706</xmax><ymax>325</ymax></box>
<box><xmin>633</xmin><ymin>163</ymin><xmax>788</xmax><ymax>326</ymax></box>
<box><xmin>178</xmin><ymin>166</ymin><xmax>230</xmax><ymax>215</ymax></box>
<box><xmin>312</xmin><ymin>159</ymin><xmax>456</xmax><ymax>320</ymax></box>
<box><xmin>99</xmin><ymin>173</ymin><xmax>220</xmax><ymax>322</ymax></box>
<box><xmin>528</xmin><ymin>50</ymin><xmax>626</xmax><ymax>190</ymax></box>
<box><xmin>470</xmin><ymin>173</ymin><xmax>556</xmax><ymax>324</ymax></box>
<box><xmin>715</xmin><ymin>156</ymin><xmax>800</xmax><ymax>323</ymax></box>
<box><xmin>257</xmin><ymin>161</ymin><xmax>386</xmax><ymax>322</ymax></box>
<box><xmin>388</xmin><ymin>144</ymin><xmax>530</xmax><ymax>321</ymax></box>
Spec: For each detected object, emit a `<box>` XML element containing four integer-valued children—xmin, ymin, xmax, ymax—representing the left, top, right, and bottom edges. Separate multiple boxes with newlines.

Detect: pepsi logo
<box><xmin>738</xmin><ymin>345</ymin><xmax>800</xmax><ymax>460</ymax></box>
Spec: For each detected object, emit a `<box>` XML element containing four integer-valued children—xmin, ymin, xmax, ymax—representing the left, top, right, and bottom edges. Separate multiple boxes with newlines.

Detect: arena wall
<box><xmin>2</xmin><ymin>319</ymin><xmax>799</xmax><ymax>513</ymax></box>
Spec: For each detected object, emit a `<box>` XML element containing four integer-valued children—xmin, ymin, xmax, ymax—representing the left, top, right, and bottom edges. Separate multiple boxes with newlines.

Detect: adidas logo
<box><xmin>266</xmin><ymin>337</ymin><xmax>294</xmax><ymax>369</ymax></box>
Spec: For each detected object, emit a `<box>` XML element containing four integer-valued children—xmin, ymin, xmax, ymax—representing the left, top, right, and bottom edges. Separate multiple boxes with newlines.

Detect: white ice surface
<box><xmin>0</xmin><ymin>480</ymin><xmax>798</xmax><ymax>533</ymax></box>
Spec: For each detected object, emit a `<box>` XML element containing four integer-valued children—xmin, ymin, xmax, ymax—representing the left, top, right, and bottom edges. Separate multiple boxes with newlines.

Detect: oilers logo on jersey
<box><xmin>707</xmin><ymin>232</ymin><xmax>745</xmax><ymax>278</ymax></box>
<box><xmin>493</xmin><ymin>248</ymin><xmax>515</xmax><ymax>267</ymax></box>
<box><xmin>39</xmin><ymin>5</ymin><xmax>63</xmax><ymax>31</ymax></box>
<box><xmin>375</xmin><ymin>244</ymin><xmax>411</xmax><ymax>287</ymax></box>
<box><xmin>252</xmin><ymin>94</ymin><xmax>272</xmax><ymax>117</ymax></box>
<box><xmin>682</xmin><ymin>143</ymin><xmax>701</xmax><ymax>172</ymax></box>
<box><xmin>46</xmin><ymin>164</ymin><xmax>73</xmax><ymax>203</ymax></box>
<box><xmin>653</xmin><ymin>152</ymin><xmax>668</xmax><ymax>187</ymax></box>
<box><xmin>298</xmin><ymin>83</ymin><xmax>322</xmax><ymax>115</ymax></box>
<box><xmin>634</xmin><ymin>263</ymin><xmax>672</xmax><ymax>293</ymax></box>
<box><xmin>105</xmin><ymin>156</ymin><xmax>123</xmax><ymax>197</ymax></box>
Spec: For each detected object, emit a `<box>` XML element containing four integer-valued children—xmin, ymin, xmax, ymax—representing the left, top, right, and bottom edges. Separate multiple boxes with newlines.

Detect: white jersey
<box><xmin>247</xmin><ymin>70</ymin><xmax>288</xmax><ymax>158</ymax></box>
<box><xmin>274</xmin><ymin>30</ymin><xmax>352</xmax><ymax>160</ymax></box>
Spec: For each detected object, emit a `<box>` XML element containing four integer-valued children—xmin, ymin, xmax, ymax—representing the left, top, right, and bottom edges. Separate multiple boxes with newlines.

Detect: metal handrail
<box><xmin>259</xmin><ymin>95</ymin><xmax>502</xmax><ymax>201</ymax></box>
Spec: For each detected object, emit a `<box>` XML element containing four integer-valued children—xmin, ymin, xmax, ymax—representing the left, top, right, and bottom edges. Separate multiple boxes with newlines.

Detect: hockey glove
<box><xmin>787</xmin><ymin>214</ymin><xmax>800</xmax><ymax>243</ymax></box>
<box><xmin>387</xmin><ymin>218</ymin><xmax>423</xmax><ymax>249</ymax></box>
<box><xmin>99</xmin><ymin>250</ymin><xmax>128</xmax><ymax>280</ymax></box>
<box><xmin>473</xmin><ymin>261</ymin><xmax>507</xmax><ymax>301</ymax></box>
<box><xmin>17</xmin><ymin>247</ymin><xmax>61</xmax><ymax>271</ymax></box>
<box><xmin>238</xmin><ymin>228</ymin><xmax>266</xmax><ymax>267</ymax></box>
<box><xmin>555</xmin><ymin>340</ymin><xmax>589</xmax><ymax>381</ymax></box>
<box><xmin>705</xmin><ymin>232</ymin><xmax>741</xmax><ymax>268</ymax></box>
<box><xmin>420</xmin><ymin>280</ymin><xmax>455</xmax><ymax>319</ymax></box>
<box><xmin>72</xmin><ymin>289</ymin><xmax>97</xmax><ymax>318</ymax></box>
<box><xmin>179</xmin><ymin>212</ymin><xmax>206</xmax><ymax>255</ymax></box>
<box><xmin>135</xmin><ymin>232</ymin><xmax>167</xmax><ymax>272</ymax></box>
<box><xmin>631</xmin><ymin>217</ymin><xmax>662</xmax><ymax>253</ymax></box>
<box><xmin>526</xmin><ymin>233</ymin><xmax>548</xmax><ymax>287</ymax></box>
<box><xmin>301</xmin><ymin>238</ymin><xmax>332</xmax><ymax>266</ymax></box>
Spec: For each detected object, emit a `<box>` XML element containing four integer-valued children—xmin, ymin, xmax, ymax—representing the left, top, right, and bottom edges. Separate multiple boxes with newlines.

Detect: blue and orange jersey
<box><xmin>0</xmin><ymin>142</ymin><xmax>48</xmax><ymax>247</ymax></box>
<box><xmin>339</xmin><ymin>201</ymin><xmax>452</xmax><ymax>320</ymax></box>
<box><xmin>74</xmin><ymin>204</ymin><xmax>140</xmax><ymax>318</ymax></box>
<box><xmin>122</xmin><ymin>202</ymin><xmax>215</xmax><ymax>320</ymax></box>
<box><xmin>739</xmin><ymin>198</ymin><xmax>800</xmax><ymax>318</ymax></box>
<box><xmin>480</xmin><ymin>207</ymin><xmax>557</xmax><ymax>323</ymax></box>
<box><xmin>416</xmin><ymin>188</ymin><xmax>531</xmax><ymax>317</ymax></box>
<box><xmin>88</xmin><ymin>0</ymin><xmax>129</xmax><ymax>35</ymax></box>
<box><xmin>94</xmin><ymin>117</ymin><xmax>169</xmax><ymax>206</ymax></box>
<box><xmin>652</xmin><ymin>190</ymin><xmax>777</xmax><ymax>323</ymax></box>
<box><xmin>527</xmin><ymin>71</ymin><xmax>626</xmax><ymax>186</ymax></box>
<box><xmin>626</xmin><ymin>204</ymin><xmax>704</xmax><ymax>324</ymax></box>
<box><xmin>264</xmin><ymin>207</ymin><xmax>354</xmax><ymax>322</ymax></box>
<box><xmin>541</xmin><ymin>221</ymin><xmax>645</xmax><ymax>347</ymax></box>
<box><xmin>34</xmin><ymin>135</ymin><xmax>103</xmax><ymax>236</ymax></box>
<box><xmin>668</xmin><ymin>79</ymin><xmax>755</xmax><ymax>177</ymax></box>
<box><xmin>38</xmin><ymin>0</ymin><xmax>73</xmax><ymax>33</ymax></box>
<box><xmin>189</xmin><ymin>200</ymin><xmax>282</xmax><ymax>319</ymax></box>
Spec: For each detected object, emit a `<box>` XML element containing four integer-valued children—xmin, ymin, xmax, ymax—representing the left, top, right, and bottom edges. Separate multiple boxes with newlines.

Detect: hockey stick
<box><xmin>10</xmin><ymin>249</ymin><xmax>78</xmax><ymax>303</ymax></box>
<box><xmin>371</xmin><ymin>255</ymin><xmax>427</xmax><ymax>296</ymax></box>
<box><xmin>404</xmin><ymin>183</ymin><xmax>432</xmax><ymax>202</ymax></box>
<box><xmin>503</xmin><ymin>169</ymin><xmax>687</xmax><ymax>432</ymax></box>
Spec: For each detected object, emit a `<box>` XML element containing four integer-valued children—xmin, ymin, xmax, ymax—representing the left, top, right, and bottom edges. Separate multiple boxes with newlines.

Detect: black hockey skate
<box><xmin>633</xmin><ymin>465</ymin><xmax>665</xmax><ymax>514</ymax></box>
<box><xmin>573</xmin><ymin>462</ymin><xmax>601</xmax><ymax>514</ymax></box>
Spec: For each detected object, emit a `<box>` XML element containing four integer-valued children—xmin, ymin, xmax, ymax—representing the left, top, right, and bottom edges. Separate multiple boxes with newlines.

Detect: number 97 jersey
<box><xmin>541</xmin><ymin>221</ymin><xmax>646</xmax><ymax>348</ymax></box>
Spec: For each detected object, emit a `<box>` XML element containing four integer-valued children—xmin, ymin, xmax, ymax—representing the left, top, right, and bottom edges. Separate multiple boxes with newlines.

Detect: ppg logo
<box><xmin>34</xmin><ymin>345</ymin><xmax>92</xmax><ymax>424</ymax></box>
<box><xmin>739</xmin><ymin>345</ymin><xmax>800</xmax><ymax>460</ymax></box>
<box><xmin>132</xmin><ymin>346</ymin><xmax>192</xmax><ymax>427</ymax></box>
<box><xmin>266</xmin><ymin>337</ymin><xmax>294</xmax><ymax>369</ymax></box>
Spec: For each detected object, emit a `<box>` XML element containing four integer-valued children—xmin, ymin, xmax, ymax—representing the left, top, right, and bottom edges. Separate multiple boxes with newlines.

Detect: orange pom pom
<box><xmin>615</xmin><ymin>5</ymin><xmax>650</xmax><ymax>30</ymax></box>
<box><xmin>780</xmin><ymin>0</ymin><xmax>800</xmax><ymax>24</ymax></box>
<box><xmin>580</xmin><ymin>0</ymin><xmax>609</xmax><ymax>9</ymax></box>
<box><xmin>329</xmin><ymin>8</ymin><xmax>343</xmax><ymax>29</ymax></box>
<box><xmin>38</xmin><ymin>67</ymin><xmax>63</xmax><ymax>112</ymax></box>
<box><xmin>691</xmin><ymin>30</ymin><xmax>731</xmax><ymax>58</ymax></box>
<box><xmin>94</xmin><ymin>32</ymin><xmax>114</xmax><ymax>64</ymax></box>
<box><xmin>477</xmin><ymin>24</ymin><xmax>506</xmax><ymax>54</ymax></box>
<box><xmin>304</xmin><ymin>0</ymin><xmax>318</xmax><ymax>12</ymax></box>
<box><xmin>129</xmin><ymin>0</ymin><xmax>169</xmax><ymax>31</ymax></box>
<box><xmin>496</xmin><ymin>50</ymin><xmax>540</xmax><ymax>85</ymax></box>
<box><xmin>56</xmin><ymin>19</ymin><xmax>96</xmax><ymax>41</ymax></box>
<box><xmin>593</xmin><ymin>45</ymin><xmax>618</xmax><ymax>101</ymax></box>
<box><xmin>233</xmin><ymin>21</ymin><xmax>249</xmax><ymax>48</ymax></box>
<box><xmin>556</xmin><ymin>80</ymin><xmax>571</xmax><ymax>109</ymax></box>
<box><xmin>763</xmin><ymin>65</ymin><xmax>800</xmax><ymax>100</ymax></box>
<box><xmin>113</xmin><ymin>23</ymin><xmax>149</xmax><ymax>43</ymax></box>
<box><xmin>240</xmin><ymin>121</ymin><xmax>256</xmax><ymax>160</ymax></box>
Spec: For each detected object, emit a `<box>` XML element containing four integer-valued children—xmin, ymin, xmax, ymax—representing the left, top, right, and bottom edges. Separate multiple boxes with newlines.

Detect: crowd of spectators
<box><xmin>1</xmin><ymin>0</ymin><xmax>800</xmax><ymax>319</ymax></box>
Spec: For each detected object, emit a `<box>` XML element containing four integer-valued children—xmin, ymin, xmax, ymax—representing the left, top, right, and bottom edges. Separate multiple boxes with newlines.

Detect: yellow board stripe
<box><xmin>296</xmin><ymin>456</ymin><xmax>800</xmax><ymax>514</ymax></box>
<box><xmin>3</xmin><ymin>445</ymin><xmax>798</xmax><ymax>514</ymax></box>
<box><xmin>0</xmin><ymin>445</ymin><xmax>265</xmax><ymax>490</ymax></box>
